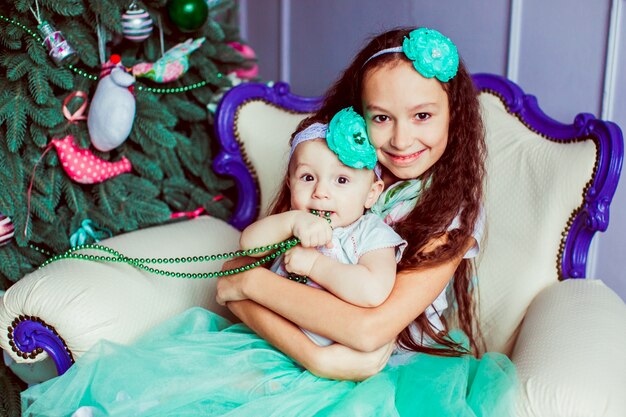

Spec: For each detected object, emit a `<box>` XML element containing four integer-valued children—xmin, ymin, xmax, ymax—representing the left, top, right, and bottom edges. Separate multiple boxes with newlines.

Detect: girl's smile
<box><xmin>384</xmin><ymin>149</ymin><xmax>426</xmax><ymax>165</ymax></box>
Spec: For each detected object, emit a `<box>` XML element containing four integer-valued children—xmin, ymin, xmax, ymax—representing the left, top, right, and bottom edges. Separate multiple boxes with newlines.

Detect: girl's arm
<box><xmin>285</xmin><ymin>246</ymin><xmax>397</xmax><ymax>307</ymax></box>
<box><xmin>227</xmin><ymin>299</ymin><xmax>394</xmax><ymax>381</ymax></box>
<box><xmin>240</xmin><ymin>210</ymin><xmax>332</xmax><ymax>254</ymax></box>
<box><xmin>218</xmin><ymin>238</ymin><xmax>471</xmax><ymax>352</ymax></box>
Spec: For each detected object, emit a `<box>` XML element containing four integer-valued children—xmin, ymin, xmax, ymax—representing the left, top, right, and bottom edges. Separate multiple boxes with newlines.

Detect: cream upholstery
<box><xmin>235</xmin><ymin>101</ymin><xmax>313</xmax><ymax>217</ymax></box>
<box><xmin>512</xmin><ymin>279</ymin><xmax>626</xmax><ymax>417</ymax></box>
<box><xmin>477</xmin><ymin>93</ymin><xmax>596</xmax><ymax>354</ymax></box>
<box><xmin>1</xmin><ymin>216</ymin><xmax>239</xmax><ymax>380</ymax></box>
<box><xmin>1</xmin><ymin>85</ymin><xmax>624</xmax><ymax>417</ymax></box>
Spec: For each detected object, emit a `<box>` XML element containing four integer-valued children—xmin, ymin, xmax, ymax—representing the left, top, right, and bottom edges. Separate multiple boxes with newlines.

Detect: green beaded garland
<box><xmin>31</xmin><ymin>210</ymin><xmax>335</xmax><ymax>282</ymax></box>
<box><xmin>34</xmin><ymin>237</ymin><xmax>299</xmax><ymax>280</ymax></box>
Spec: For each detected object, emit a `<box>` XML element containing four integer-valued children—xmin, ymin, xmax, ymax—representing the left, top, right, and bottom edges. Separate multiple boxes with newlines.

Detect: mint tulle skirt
<box><xmin>21</xmin><ymin>308</ymin><xmax>517</xmax><ymax>417</ymax></box>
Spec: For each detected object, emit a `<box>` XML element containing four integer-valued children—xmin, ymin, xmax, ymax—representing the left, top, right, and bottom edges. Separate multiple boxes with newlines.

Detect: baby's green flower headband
<box><xmin>290</xmin><ymin>107</ymin><xmax>379</xmax><ymax>173</ymax></box>
<box><xmin>363</xmin><ymin>28</ymin><xmax>459</xmax><ymax>82</ymax></box>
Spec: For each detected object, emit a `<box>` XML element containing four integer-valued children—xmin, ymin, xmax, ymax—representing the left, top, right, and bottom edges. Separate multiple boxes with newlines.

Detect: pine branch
<box><xmin>123</xmin><ymin>175</ymin><xmax>161</xmax><ymax>199</ymax></box>
<box><xmin>96</xmin><ymin>181</ymin><xmax>117</xmax><ymax>218</ymax></box>
<box><xmin>27</xmin><ymin>67</ymin><xmax>54</xmax><ymax>105</ymax></box>
<box><xmin>175</xmin><ymin>137</ymin><xmax>202</xmax><ymax>177</ymax></box>
<box><xmin>0</xmin><ymin>91</ymin><xmax>16</xmax><ymax>126</ymax></box>
<box><xmin>40</xmin><ymin>0</ymin><xmax>84</xmax><ymax>17</ymax></box>
<box><xmin>136</xmin><ymin>91</ymin><xmax>177</xmax><ymax>128</ymax></box>
<box><xmin>66</xmin><ymin>18</ymin><xmax>100</xmax><ymax>67</ymax></box>
<box><xmin>61</xmin><ymin>177</ymin><xmax>87</xmax><ymax>213</ymax></box>
<box><xmin>163</xmin><ymin>94</ymin><xmax>206</xmax><ymax>122</ymax></box>
<box><xmin>35</xmin><ymin>206</ymin><xmax>71</xmax><ymax>248</ymax></box>
<box><xmin>30</xmin><ymin>192</ymin><xmax>56</xmax><ymax>223</ymax></box>
<box><xmin>213</xmin><ymin>42</ymin><xmax>245</xmax><ymax>64</ymax></box>
<box><xmin>5</xmin><ymin>87</ymin><xmax>28</xmax><ymax>152</ymax></box>
<box><xmin>85</xmin><ymin>0</ymin><xmax>122</xmax><ymax>32</ymax></box>
<box><xmin>45</xmin><ymin>166</ymin><xmax>63</xmax><ymax>207</ymax></box>
<box><xmin>4</xmin><ymin>52</ymin><xmax>30</xmax><ymax>81</ymax></box>
<box><xmin>0</xmin><ymin>22</ymin><xmax>23</xmax><ymax>49</ymax></box>
<box><xmin>162</xmin><ymin>177</ymin><xmax>193</xmax><ymax>211</ymax></box>
<box><xmin>205</xmin><ymin>19</ymin><xmax>225</xmax><ymax>42</ymax></box>
<box><xmin>200</xmin><ymin>163</ymin><xmax>232</xmax><ymax>190</ymax></box>
<box><xmin>25</xmin><ymin>105</ymin><xmax>63</xmax><ymax>129</ymax></box>
<box><xmin>133</xmin><ymin>117</ymin><xmax>177</xmax><ymax>149</ymax></box>
<box><xmin>127</xmin><ymin>198</ymin><xmax>171</xmax><ymax>225</ymax></box>
<box><xmin>87</xmin><ymin>207</ymin><xmax>116</xmax><ymax>235</ymax></box>
<box><xmin>124</xmin><ymin>149</ymin><xmax>164</xmax><ymax>181</ymax></box>
<box><xmin>25</xmin><ymin>36</ymin><xmax>48</xmax><ymax>65</ymax></box>
<box><xmin>0</xmin><ymin>246</ymin><xmax>24</xmax><ymax>283</ymax></box>
<box><xmin>43</xmin><ymin>65</ymin><xmax>74</xmax><ymax>90</ymax></box>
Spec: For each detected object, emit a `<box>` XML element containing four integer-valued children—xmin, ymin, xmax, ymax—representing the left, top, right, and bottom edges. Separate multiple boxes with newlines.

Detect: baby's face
<box><xmin>288</xmin><ymin>139</ymin><xmax>382</xmax><ymax>228</ymax></box>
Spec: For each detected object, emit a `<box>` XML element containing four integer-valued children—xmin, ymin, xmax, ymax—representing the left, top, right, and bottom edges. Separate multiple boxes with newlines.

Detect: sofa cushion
<box><xmin>511</xmin><ymin>279</ymin><xmax>626</xmax><ymax>417</ymax></box>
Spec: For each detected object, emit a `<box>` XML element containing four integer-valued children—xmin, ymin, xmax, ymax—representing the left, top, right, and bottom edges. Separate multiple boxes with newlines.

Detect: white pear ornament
<box><xmin>88</xmin><ymin>55</ymin><xmax>137</xmax><ymax>152</ymax></box>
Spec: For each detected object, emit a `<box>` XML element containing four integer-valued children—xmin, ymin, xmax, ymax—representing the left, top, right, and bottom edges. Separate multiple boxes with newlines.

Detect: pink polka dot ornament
<box><xmin>51</xmin><ymin>135</ymin><xmax>132</xmax><ymax>184</ymax></box>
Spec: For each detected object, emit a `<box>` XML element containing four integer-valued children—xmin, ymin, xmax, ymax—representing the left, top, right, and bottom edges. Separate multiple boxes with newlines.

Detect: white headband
<box><xmin>362</xmin><ymin>46</ymin><xmax>403</xmax><ymax>67</ymax></box>
<box><xmin>289</xmin><ymin>122</ymin><xmax>382</xmax><ymax>179</ymax></box>
<box><xmin>289</xmin><ymin>122</ymin><xmax>328</xmax><ymax>159</ymax></box>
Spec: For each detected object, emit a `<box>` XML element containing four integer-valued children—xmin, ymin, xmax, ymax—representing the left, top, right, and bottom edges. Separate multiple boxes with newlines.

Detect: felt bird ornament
<box><xmin>88</xmin><ymin>54</ymin><xmax>136</xmax><ymax>152</ymax></box>
<box><xmin>51</xmin><ymin>135</ymin><xmax>132</xmax><ymax>184</ymax></box>
<box><xmin>132</xmin><ymin>37</ymin><xmax>205</xmax><ymax>83</ymax></box>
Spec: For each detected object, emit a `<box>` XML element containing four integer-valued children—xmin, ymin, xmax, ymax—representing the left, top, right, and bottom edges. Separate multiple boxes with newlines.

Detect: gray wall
<box><xmin>239</xmin><ymin>0</ymin><xmax>626</xmax><ymax>301</ymax></box>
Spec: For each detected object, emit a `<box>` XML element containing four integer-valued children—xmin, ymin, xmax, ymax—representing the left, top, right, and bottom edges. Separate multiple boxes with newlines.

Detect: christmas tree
<box><xmin>0</xmin><ymin>0</ymin><xmax>252</xmax><ymax>290</ymax></box>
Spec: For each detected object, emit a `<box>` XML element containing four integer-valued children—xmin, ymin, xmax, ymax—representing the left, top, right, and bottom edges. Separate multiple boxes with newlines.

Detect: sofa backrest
<box><xmin>477</xmin><ymin>92</ymin><xmax>594</xmax><ymax>353</ymax></box>
<box><xmin>213</xmin><ymin>76</ymin><xmax>623</xmax><ymax>354</ymax></box>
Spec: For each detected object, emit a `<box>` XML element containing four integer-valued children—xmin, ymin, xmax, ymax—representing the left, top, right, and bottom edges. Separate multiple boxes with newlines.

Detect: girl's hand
<box><xmin>284</xmin><ymin>246</ymin><xmax>320</xmax><ymax>277</ymax></box>
<box><xmin>309</xmin><ymin>340</ymin><xmax>395</xmax><ymax>381</ymax></box>
<box><xmin>216</xmin><ymin>257</ymin><xmax>254</xmax><ymax>305</ymax></box>
<box><xmin>291</xmin><ymin>211</ymin><xmax>333</xmax><ymax>248</ymax></box>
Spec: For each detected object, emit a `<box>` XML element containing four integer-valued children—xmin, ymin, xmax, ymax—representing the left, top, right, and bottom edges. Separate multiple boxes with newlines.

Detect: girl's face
<box><xmin>362</xmin><ymin>60</ymin><xmax>450</xmax><ymax>185</ymax></box>
<box><xmin>288</xmin><ymin>140</ymin><xmax>383</xmax><ymax>228</ymax></box>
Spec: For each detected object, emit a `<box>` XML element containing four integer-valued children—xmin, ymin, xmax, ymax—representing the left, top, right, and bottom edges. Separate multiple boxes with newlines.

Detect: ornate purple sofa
<box><xmin>1</xmin><ymin>74</ymin><xmax>625</xmax><ymax>417</ymax></box>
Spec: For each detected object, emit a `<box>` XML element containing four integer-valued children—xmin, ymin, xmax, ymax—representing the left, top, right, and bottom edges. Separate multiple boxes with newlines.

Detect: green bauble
<box><xmin>167</xmin><ymin>0</ymin><xmax>209</xmax><ymax>32</ymax></box>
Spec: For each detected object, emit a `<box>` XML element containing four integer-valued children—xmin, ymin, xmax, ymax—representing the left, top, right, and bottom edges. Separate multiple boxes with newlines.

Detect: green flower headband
<box><xmin>363</xmin><ymin>28</ymin><xmax>459</xmax><ymax>82</ymax></box>
<box><xmin>327</xmin><ymin>107</ymin><xmax>377</xmax><ymax>170</ymax></box>
<box><xmin>290</xmin><ymin>107</ymin><xmax>378</xmax><ymax>171</ymax></box>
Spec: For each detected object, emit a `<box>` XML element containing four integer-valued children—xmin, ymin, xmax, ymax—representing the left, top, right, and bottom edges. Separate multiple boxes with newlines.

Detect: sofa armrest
<box><xmin>0</xmin><ymin>216</ymin><xmax>240</xmax><ymax>377</ymax></box>
<box><xmin>511</xmin><ymin>279</ymin><xmax>626</xmax><ymax>417</ymax></box>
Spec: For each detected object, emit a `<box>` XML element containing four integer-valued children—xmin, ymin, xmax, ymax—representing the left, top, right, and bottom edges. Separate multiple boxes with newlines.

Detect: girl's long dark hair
<box><xmin>312</xmin><ymin>28</ymin><xmax>486</xmax><ymax>356</ymax></box>
<box><xmin>270</xmin><ymin>28</ymin><xmax>486</xmax><ymax>356</ymax></box>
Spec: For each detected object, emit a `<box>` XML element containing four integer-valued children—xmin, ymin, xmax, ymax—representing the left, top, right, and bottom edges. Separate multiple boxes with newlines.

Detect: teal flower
<box><xmin>402</xmin><ymin>28</ymin><xmax>459</xmax><ymax>82</ymax></box>
<box><xmin>326</xmin><ymin>107</ymin><xmax>377</xmax><ymax>170</ymax></box>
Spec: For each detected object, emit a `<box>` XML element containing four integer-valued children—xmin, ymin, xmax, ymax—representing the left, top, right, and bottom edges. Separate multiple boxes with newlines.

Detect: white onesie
<box><xmin>271</xmin><ymin>213</ymin><xmax>407</xmax><ymax>346</ymax></box>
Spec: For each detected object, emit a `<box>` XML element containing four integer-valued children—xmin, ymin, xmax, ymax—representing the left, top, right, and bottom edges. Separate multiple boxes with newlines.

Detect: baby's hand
<box><xmin>284</xmin><ymin>246</ymin><xmax>320</xmax><ymax>277</ymax></box>
<box><xmin>291</xmin><ymin>211</ymin><xmax>332</xmax><ymax>248</ymax></box>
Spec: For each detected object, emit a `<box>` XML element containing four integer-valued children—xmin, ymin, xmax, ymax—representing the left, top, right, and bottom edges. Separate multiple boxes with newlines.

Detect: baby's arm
<box><xmin>284</xmin><ymin>247</ymin><xmax>397</xmax><ymax>307</ymax></box>
<box><xmin>240</xmin><ymin>210</ymin><xmax>332</xmax><ymax>256</ymax></box>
